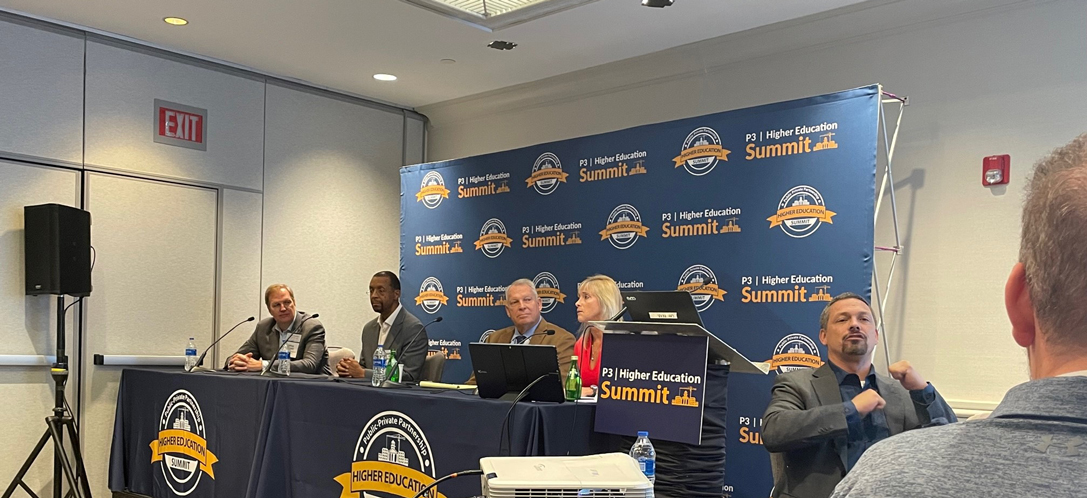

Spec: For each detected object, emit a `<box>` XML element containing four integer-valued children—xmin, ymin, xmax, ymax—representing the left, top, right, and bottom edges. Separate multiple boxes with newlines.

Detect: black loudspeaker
<box><xmin>24</xmin><ymin>203</ymin><xmax>92</xmax><ymax>297</ymax></box>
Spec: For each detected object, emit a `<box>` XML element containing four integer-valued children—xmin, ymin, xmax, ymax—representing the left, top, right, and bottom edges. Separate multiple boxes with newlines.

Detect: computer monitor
<box><xmin>468</xmin><ymin>342</ymin><xmax>566</xmax><ymax>403</ymax></box>
<box><xmin>621</xmin><ymin>290</ymin><xmax>705</xmax><ymax>327</ymax></box>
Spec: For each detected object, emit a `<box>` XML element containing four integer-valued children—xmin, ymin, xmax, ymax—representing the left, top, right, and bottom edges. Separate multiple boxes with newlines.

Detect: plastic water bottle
<box><xmin>387</xmin><ymin>350</ymin><xmax>400</xmax><ymax>383</ymax></box>
<box><xmin>372</xmin><ymin>346</ymin><xmax>387</xmax><ymax>387</ymax></box>
<box><xmin>277</xmin><ymin>350</ymin><xmax>290</xmax><ymax>376</ymax></box>
<box><xmin>630</xmin><ymin>431</ymin><xmax>656</xmax><ymax>487</ymax></box>
<box><xmin>184</xmin><ymin>338</ymin><xmax>198</xmax><ymax>370</ymax></box>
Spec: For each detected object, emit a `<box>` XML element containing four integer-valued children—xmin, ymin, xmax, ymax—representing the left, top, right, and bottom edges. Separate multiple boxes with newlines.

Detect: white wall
<box><xmin>0</xmin><ymin>12</ymin><xmax>422</xmax><ymax>496</ymax></box>
<box><xmin>262</xmin><ymin>84</ymin><xmax>405</xmax><ymax>351</ymax></box>
<box><xmin>420</xmin><ymin>0</ymin><xmax>1087</xmax><ymax>408</ymax></box>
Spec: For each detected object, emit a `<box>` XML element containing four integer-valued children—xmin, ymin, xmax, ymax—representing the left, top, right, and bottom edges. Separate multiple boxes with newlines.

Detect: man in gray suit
<box><xmin>762</xmin><ymin>293</ymin><xmax>955</xmax><ymax>498</ymax></box>
<box><xmin>337</xmin><ymin>271</ymin><xmax>428</xmax><ymax>382</ymax></box>
<box><xmin>227</xmin><ymin>284</ymin><xmax>327</xmax><ymax>374</ymax></box>
<box><xmin>831</xmin><ymin>134</ymin><xmax>1087</xmax><ymax>497</ymax></box>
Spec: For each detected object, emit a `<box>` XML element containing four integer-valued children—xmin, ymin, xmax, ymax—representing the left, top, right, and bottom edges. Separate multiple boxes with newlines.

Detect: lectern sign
<box><xmin>154</xmin><ymin>99</ymin><xmax>207</xmax><ymax>151</ymax></box>
<box><xmin>595</xmin><ymin>333</ymin><xmax>708</xmax><ymax>445</ymax></box>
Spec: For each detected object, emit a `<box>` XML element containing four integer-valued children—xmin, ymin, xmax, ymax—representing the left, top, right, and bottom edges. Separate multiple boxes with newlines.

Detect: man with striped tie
<box><xmin>466</xmin><ymin>278</ymin><xmax>575</xmax><ymax>384</ymax></box>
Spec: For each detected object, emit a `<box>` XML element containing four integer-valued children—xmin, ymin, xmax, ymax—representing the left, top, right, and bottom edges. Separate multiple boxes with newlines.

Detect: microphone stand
<box><xmin>188</xmin><ymin>316</ymin><xmax>255</xmax><ymax>372</ymax></box>
<box><xmin>260</xmin><ymin>313</ymin><xmax>318</xmax><ymax>376</ymax></box>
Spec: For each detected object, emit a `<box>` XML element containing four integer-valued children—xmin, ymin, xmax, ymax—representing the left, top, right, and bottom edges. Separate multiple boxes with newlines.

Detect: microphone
<box><xmin>189</xmin><ymin>316</ymin><xmax>255</xmax><ymax>372</ymax></box>
<box><xmin>606</xmin><ymin>307</ymin><xmax>627</xmax><ymax>322</ymax></box>
<box><xmin>381</xmin><ymin>316</ymin><xmax>442</xmax><ymax>386</ymax></box>
<box><xmin>260</xmin><ymin>313</ymin><xmax>319</xmax><ymax>376</ymax></box>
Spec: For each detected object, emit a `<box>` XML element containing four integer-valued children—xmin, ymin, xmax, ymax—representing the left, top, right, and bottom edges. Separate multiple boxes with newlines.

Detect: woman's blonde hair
<box><xmin>578</xmin><ymin>274</ymin><xmax>623</xmax><ymax>322</ymax></box>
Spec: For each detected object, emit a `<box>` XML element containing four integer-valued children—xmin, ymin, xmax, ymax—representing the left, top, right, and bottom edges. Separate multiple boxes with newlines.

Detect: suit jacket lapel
<box><xmin>811</xmin><ymin>363</ymin><xmax>849</xmax><ymax>472</ymax></box>
<box><xmin>384</xmin><ymin>310</ymin><xmax>407</xmax><ymax>349</ymax></box>
<box><xmin>363</xmin><ymin>319</ymin><xmax>379</xmax><ymax>358</ymax></box>
<box><xmin>875</xmin><ymin>374</ymin><xmax>906</xmax><ymax>434</ymax></box>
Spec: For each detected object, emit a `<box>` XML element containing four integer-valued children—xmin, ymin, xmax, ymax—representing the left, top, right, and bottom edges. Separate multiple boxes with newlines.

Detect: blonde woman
<box><xmin>573</xmin><ymin>274</ymin><xmax>623</xmax><ymax>397</ymax></box>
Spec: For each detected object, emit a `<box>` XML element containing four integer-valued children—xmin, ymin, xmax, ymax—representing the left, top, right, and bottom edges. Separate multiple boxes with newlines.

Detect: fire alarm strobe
<box><xmin>983</xmin><ymin>154</ymin><xmax>1010</xmax><ymax>186</ymax></box>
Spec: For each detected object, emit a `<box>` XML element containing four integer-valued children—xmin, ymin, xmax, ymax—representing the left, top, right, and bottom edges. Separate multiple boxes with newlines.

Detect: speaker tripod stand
<box><xmin>3</xmin><ymin>296</ymin><xmax>92</xmax><ymax>498</ymax></box>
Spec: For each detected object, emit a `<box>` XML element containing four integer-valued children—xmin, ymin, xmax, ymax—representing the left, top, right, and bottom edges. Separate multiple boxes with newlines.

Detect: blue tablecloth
<box><xmin>108</xmin><ymin>369</ymin><xmax>606</xmax><ymax>498</ymax></box>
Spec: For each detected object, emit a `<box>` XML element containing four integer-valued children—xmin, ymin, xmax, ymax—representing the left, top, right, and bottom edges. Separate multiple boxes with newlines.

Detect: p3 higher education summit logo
<box><xmin>415</xmin><ymin>277</ymin><xmax>448</xmax><ymax>315</ymax></box>
<box><xmin>673</xmin><ymin>127</ymin><xmax>731</xmax><ymax>176</ymax></box>
<box><xmin>599</xmin><ymin>204</ymin><xmax>650</xmax><ymax>250</ymax></box>
<box><xmin>334</xmin><ymin>411</ymin><xmax>440</xmax><ymax>498</ymax></box>
<box><xmin>526</xmin><ymin>152</ymin><xmax>569</xmax><ymax>195</ymax></box>
<box><xmin>416</xmin><ymin>171</ymin><xmax>450</xmax><ymax>209</ymax></box>
<box><xmin>149</xmin><ymin>390</ymin><xmax>219</xmax><ymax>495</ymax></box>
<box><xmin>769</xmin><ymin>334</ymin><xmax>822</xmax><ymax>374</ymax></box>
<box><xmin>767</xmin><ymin>185</ymin><xmax>836</xmax><ymax>238</ymax></box>
<box><xmin>533</xmin><ymin>272</ymin><xmax>566</xmax><ymax>314</ymax></box>
<box><xmin>676</xmin><ymin>265</ymin><xmax>727</xmax><ymax>312</ymax></box>
<box><xmin>474</xmin><ymin>218</ymin><xmax>513</xmax><ymax>258</ymax></box>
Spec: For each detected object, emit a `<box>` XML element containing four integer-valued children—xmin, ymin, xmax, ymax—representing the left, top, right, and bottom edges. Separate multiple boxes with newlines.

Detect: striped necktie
<box><xmin>513</xmin><ymin>334</ymin><xmax>528</xmax><ymax>345</ymax></box>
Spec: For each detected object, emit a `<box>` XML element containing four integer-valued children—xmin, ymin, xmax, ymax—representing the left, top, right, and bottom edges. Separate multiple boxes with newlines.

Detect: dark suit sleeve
<box><xmin>762</xmin><ymin>374</ymin><xmax>850</xmax><ymax>452</ymax></box>
<box><xmin>397</xmin><ymin>321</ymin><xmax>428</xmax><ymax>382</ymax></box>
<box><xmin>227</xmin><ymin>330</ymin><xmax>261</xmax><ymax>368</ymax></box>
<box><xmin>291</xmin><ymin>321</ymin><xmax>326</xmax><ymax>374</ymax></box>
<box><xmin>908</xmin><ymin>384</ymin><xmax>957</xmax><ymax>428</ymax></box>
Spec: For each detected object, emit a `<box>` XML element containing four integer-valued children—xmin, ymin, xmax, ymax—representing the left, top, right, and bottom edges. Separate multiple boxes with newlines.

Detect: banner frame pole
<box><xmin>873</xmin><ymin>86</ymin><xmax>907</xmax><ymax>372</ymax></box>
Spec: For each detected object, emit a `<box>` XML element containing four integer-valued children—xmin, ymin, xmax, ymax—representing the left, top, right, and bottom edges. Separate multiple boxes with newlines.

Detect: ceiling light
<box><xmin>641</xmin><ymin>0</ymin><xmax>674</xmax><ymax>7</ymax></box>
<box><xmin>163</xmin><ymin>17</ymin><xmax>189</xmax><ymax>26</ymax></box>
<box><xmin>373</xmin><ymin>73</ymin><xmax>398</xmax><ymax>81</ymax></box>
<box><xmin>487</xmin><ymin>41</ymin><xmax>517</xmax><ymax>51</ymax></box>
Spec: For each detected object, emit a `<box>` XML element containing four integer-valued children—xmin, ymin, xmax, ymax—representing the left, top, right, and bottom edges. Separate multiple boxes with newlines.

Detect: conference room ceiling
<box><xmin>0</xmin><ymin>0</ymin><xmax>864</xmax><ymax>108</ymax></box>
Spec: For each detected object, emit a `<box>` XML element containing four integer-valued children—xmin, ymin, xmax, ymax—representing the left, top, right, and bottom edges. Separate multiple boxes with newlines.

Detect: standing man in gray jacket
<box><xmin>831</xmin><ymin>134</ymin><xmax>1087</xmax><ymax>497</ymax></box>
<box><xmin>762</xmin><ymin>293</ymin><xmax>955</xmax><ymax>498</ymax></box>
<box><xmin>337</xmin><ymin>271</ymin><xmax>429</xmax><ymax>382</ymax></box>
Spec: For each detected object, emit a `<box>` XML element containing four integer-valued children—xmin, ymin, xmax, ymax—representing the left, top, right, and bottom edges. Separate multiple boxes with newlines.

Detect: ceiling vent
<box><xmin>400</xmin><ymin>0</ymin><xmax>601</xmax><ymax>31</ymax></box>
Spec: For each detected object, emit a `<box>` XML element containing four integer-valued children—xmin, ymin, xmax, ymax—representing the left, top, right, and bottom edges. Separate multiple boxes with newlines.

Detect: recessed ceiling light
<box><xmin>373</xmin><ymin>73</ymin><xmax>398</xmax><ymax>81</ymax></box>
<box><xmin>440</xmin><ymin>59</ymin><xmax>456</xmax><ymax>64</ymax></box>
<box><xmin>487</xmin><ymin>41</ymin><xmax>517</xmax><ymax>51</ymax></box>
<box><xmin>163</xmin><ymin>17</ymin><xmax>188</xmax><ymax>26</ymax></box>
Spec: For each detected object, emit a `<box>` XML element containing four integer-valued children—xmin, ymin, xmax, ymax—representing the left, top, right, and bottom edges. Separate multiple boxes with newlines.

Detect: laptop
<box><xmin>621</xmin><ymin>290</ymin><xmax>705</xmax><ymax>327</ymax></box>
<box><xmin>468</xmin><ymin>342</ymin><xmax>566</xmax><ymax>403</ymax></box>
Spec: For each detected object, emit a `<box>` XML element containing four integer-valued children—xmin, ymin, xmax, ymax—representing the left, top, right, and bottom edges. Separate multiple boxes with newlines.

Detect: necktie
<box><xmin>513</xmin><ymin>335</ymin><xmax>528</xmax><ymax>345</ymax></box>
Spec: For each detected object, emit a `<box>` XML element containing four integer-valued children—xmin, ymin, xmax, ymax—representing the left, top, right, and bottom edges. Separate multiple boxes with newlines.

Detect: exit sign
<box><xmin>154</xmin><ymin>99</ymin><xmax>207</xmax><ymax>151</ymax></box>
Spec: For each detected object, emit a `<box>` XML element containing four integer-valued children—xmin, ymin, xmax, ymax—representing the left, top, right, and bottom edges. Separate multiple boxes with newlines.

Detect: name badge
<box><xmin>282</xmin><ymin>332</ymin><xmax>301</xmax><ymax>359</ymax></box>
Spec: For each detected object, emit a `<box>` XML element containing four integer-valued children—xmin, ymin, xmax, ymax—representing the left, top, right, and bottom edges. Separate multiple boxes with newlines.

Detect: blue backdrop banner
<box><xmin>400</xmin><ymin>85</ymin><xmax>878</xmax><ymax>498</ymax></box>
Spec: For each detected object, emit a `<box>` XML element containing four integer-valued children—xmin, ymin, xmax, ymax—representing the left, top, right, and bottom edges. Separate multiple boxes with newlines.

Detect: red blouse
<box><xmin>573</xmin><ymin>329</ymin><xmax>602</xmax><ymax>388</ymax></box>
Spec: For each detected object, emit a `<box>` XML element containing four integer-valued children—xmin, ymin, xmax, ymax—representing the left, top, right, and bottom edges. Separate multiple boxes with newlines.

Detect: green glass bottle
<box><xmin>565</xmin><ymin>355</ymin><xmax>582</xmax><ymax>401</ymax></box>
<box><xmin>387</xmin><ymin>349</ymin><xmax>400</xmax><ymax>383</ymax></box>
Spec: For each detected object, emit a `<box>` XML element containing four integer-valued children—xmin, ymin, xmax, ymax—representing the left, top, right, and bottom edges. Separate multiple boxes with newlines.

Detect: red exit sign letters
<box><xmin>153</xmin><ymin>99</ymin><xmax>208</xmax><ymax>151</ymax></box>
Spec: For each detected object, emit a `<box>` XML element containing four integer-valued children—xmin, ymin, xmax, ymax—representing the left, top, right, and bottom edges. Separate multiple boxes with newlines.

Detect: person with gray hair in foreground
<box><xmin>465</xmin><ymin>278</ymin><xmax>575</xmax><ymax>384</ymax></box>
<box><xmin>831</xmin><ymin>134</ymin><xmax>1087</xmax><ymax>497</ymax></box>
<box><xmin>762</xmin><ymin>292</ymin><xmax>955</xmax><ymax>498</ymax></box>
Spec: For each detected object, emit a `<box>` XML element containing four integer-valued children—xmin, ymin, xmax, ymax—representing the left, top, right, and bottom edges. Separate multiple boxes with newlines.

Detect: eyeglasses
<box><xmin>367</xmin><ymin>288</ymin><xmax>392</xmax><ymax>296</ymax></box>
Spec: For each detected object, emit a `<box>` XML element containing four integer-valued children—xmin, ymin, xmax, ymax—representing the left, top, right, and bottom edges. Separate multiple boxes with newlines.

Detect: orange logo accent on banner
<box><xmin>536</xmin><ymin>287</ymin><xmax>567</xmax><ymax>304</ymax></box>
<box><xmin>416</xmin><ymin>185</ymin><xmax>450</xmax><ymax>201</ymax></box>
<box><xmin>333</xmin><ymin>461</ymin><xmax>447</xmax><ymax>498</ymax></box>
<box><xmin>766</xmin><ymin>206</ymin><xmax>836</xmax><ymax>227</ymax></box>
<box><xmin>673</xmin><ymin>145</ymin><xmax>731</xmax><ymax>166</ymax></box>
<box><xmin>415</xmin><ymin>291</ymin><xmax>449</xmax><ymax>306</ymax></box>
<box><xmin>525</xmin><ymin>169</ymin><xmax>569</xmax><ymax>187</ymax></box>
<box><xmin>598</xmin><ymin>222</ymin><xmax>650</xmax><ymax>240</ymax></box>
<box><xmin>676</xmin><ymin>282</ymin><xmax>727</xmax><ymax>301</ymax></box>
<box><xmin>767</xmin><ymin>353</ymin><xmax>823</xmax><ymax>370</ymax></box>
<box><xmin>474</xmin><ymin>233</ymin><xmax>513</xmax><ymax>250</ymax></box>
<box><xmin>149</xmin><ymin>430</ymin><xmax>218</xmax><ymax>479</ymax></box>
